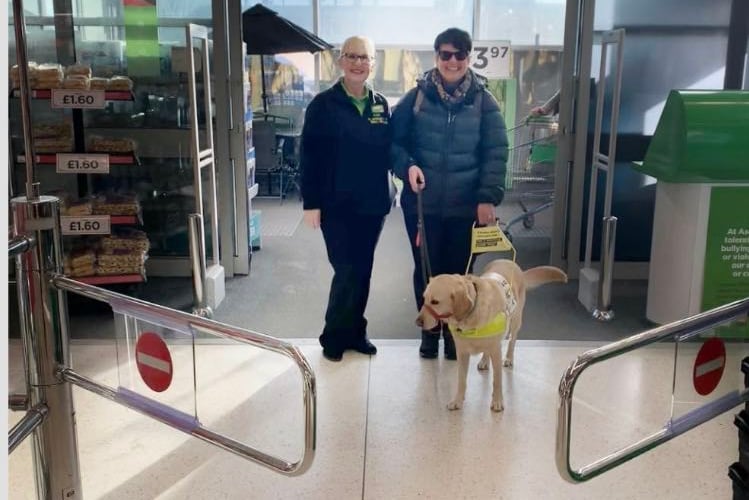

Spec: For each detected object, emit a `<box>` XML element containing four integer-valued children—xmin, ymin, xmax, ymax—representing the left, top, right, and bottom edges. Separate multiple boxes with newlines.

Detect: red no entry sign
<box><xmin>135</xmin><ymin>332</ymin><xmax>173</xmax><ymax>393</ymax></box>
<box><xmin>693</xmin><ymin>337</ymin><xmax>726</xmax><ymax>396</ymax></box>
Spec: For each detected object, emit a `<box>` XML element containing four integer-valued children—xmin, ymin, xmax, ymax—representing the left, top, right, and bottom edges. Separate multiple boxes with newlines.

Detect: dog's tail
<box><xmin>523</xmin><ymin>266</ymin><xmax>568</xmax><ymax>290</ymax></box>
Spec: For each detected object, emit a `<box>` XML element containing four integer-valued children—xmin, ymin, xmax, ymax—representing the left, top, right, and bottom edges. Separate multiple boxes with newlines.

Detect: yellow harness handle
<box><xmin>465</xmin><ymin>221</ymin><xmax>516</xmax><ymax>275</ymax></box>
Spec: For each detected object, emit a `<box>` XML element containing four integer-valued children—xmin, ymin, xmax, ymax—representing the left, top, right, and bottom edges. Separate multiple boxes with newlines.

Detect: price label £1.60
<box><xmin>56</xmin><ymin>154</ymin><xmax>110</xmax><ymax>174</ymax></box>
<box><xmin>61</xmin><ymin>216</ymin><xmax>111</xmax><ymax>235</ymax></box>
<box><xmin>51</xmin><ymin>89</ymin><xmax>106</xmax><ymax>109</ymax></box>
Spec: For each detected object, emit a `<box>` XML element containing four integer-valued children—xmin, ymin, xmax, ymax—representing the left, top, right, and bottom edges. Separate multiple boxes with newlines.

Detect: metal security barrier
<box><xmin>556</xmin><ymin>297</ymin><xmax>749</xmax><ymax>483</ymax></box>
<box><xmin>53</xmin><ymin>275</ymin><xmax>317</xmax><ymax>475</ymax></box>
<box><xmin>9</xmin><ymin>192</ymin><xmax>317</xmax><ymax>498</ymax></box>
<box><xmin>9</xmin><ymin>2</ymin><xmax>316</xmax><ymax>497</ymax></box>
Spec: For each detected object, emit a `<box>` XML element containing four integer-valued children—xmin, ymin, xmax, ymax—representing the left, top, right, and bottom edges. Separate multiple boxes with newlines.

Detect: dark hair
<box><xmin>433</xmin><ymin>27</ymin><xmax>472</xmax><ymax>53</ymax></box>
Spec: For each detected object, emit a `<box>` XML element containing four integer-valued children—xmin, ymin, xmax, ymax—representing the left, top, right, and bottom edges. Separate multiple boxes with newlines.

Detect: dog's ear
<box><xmin>451</xmin><ymin>277</ymin><xmax>474</xmax><ymax>320</ymax></box>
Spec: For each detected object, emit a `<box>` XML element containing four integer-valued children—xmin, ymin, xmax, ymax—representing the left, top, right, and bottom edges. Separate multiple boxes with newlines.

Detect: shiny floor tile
<box><xmin>8</xmin><ymin>340</ymin><xmax>741</xmax><ymax>499</ymax></box>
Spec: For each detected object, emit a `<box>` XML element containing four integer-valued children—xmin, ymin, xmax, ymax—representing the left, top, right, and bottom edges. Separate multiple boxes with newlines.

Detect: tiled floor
<box><xmin>8</xmin><ymin>339</ymin><xmax>742</xmax><ymax>499</ymax></box>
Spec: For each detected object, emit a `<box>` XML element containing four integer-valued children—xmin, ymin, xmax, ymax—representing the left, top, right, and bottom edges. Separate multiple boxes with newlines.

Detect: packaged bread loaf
<box><xmin>97</xmin><ymin>249</ymin><xmax>147</xmax><ymax>269</ymax></box>
<box><xmin>87</xmin><ymin>135</ymin><xmax>137</xmax><ymax>153</ymax></box>
<box><xmin>100</xmin><ymin>228</ymin><xmax>150</xmax><ymax>252</ymax></box>
<box><xmin>32</xmin><ymin>122</ymin><xmax>72</xmax><ymax>139</ymax></box>
<box><xmin>10</xmin><ymin>62</ymin><xmax>39</xmax><ymax>88</ymax></box>
<box><xmin>63</xmin><ymin>75</ymin><xmax>90</xmax><ymax>90</ymax></box>
<box><xmin>89</xmin><ymin>77</ymin><xmax>108</xmax><ymax>90</ymax></box>
<box><xmin>34</xmin><ymin>137</ymin><xmax>74</xmax><ymax>153</ymax></box>
<box><xmin>65</xmin><ymin>63</ymin><xmax>92</xmax><ymax>78</ymax></box>
<box><xmin>92</xmin><ymin>192</ymin><xmax>140</xmax><ymax>216</ymax></box>
<box><xmin>33</xmin><ymin>63</ymin><xmax>64</xmax><ymax>89</ymax></box>
<box><xmin>62</xmin><ymin>199</ymin><xmax>94</xmax><ymax>216</ymax></box>
<box><xmin>64</xmin><ymin>248</ymin><xmax>96</xmax><ymax>277</ymax></box>
<box><xmin>106</xmin><ymin>75</ymin><xmax>133</xmax><ymax>91</ymax></box>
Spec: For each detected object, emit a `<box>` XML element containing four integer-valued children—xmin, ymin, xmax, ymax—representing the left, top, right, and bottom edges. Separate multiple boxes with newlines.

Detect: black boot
<box><xmin>420</xmin><ymin>327</ymin><xmax>440</xmax><ymax>359</ymax></box>
<box><xmin>443</xmin><ymin>329</ymin><xmax>456</xmax><ymax>360</ymax></box>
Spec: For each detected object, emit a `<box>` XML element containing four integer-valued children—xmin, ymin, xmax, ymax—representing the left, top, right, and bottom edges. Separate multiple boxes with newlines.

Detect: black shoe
<box><xmin>351</xmin><ymin>339</ymin><xmax>377</xmax><ymax>355</ymax></box>
<box><xmin>443</xmin><ymin>330</ymin><xmax>456</xmax><ymax>360</ymax></box>
<box><xmin>322</xmin><ymin>347</ymin><xmax>343</xmax><ymax>362</ymax></box>
<box><xmin>419</xmin><ymin>330</ymin><xmax>439</xmax><ymax>359</ymax></box>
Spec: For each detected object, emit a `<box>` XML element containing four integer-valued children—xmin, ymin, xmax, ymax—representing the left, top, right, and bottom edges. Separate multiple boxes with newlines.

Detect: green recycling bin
<box><xmin>634</xmin><ymin>90</ymin><xmax>749</xmax><ymax>326</ymax></box>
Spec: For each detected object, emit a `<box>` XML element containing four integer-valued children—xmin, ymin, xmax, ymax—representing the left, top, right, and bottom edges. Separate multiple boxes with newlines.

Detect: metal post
<box><xmin>188</xmin><ymin>213</ymin><xmax>212</xmax><ymax>318</ymax></box>
<box><xmin>12</xmin><ymin>192</ymin><xmax>82</xmax><ymax>499</ymax></box>
<box><xmin>593</xmin><ymin>216</ymin><xmax>617</xmax><ymax>321</ymax></box>
<box><xmin>12</xmin><ymin>0</ymin><xmax>37</xmax><ymax>199</ymax></box>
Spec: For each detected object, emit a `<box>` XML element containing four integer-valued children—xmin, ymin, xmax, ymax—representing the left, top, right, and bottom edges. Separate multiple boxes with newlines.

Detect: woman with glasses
<box><xmin>300</xmin><ymin>36</ymin><xmax>393</xmax><ymax>362</ymax></box>
<box><xmin>391</xmin><ymin>27</ymin><xmax>509</xmax><ymax>360</ymax></box>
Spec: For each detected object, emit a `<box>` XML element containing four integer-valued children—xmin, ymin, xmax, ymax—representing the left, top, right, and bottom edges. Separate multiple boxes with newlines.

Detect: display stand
<box><xmin>635</xmin><ymin>90</ymin><xmax>749</xmax><ymax>325</ymax></box>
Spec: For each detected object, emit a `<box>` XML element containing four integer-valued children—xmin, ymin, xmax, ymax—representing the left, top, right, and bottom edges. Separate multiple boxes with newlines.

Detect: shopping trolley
<box><xmin>503</xmin><ymin>115</ymin><xmax>559</xmax><ymax>239</ymax></box>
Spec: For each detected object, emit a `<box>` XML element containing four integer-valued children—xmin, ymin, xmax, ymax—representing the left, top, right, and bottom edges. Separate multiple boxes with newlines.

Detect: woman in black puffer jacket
<box><xmin>391</xmin><ymin>27</ymin><xmax>509</xmax><ymax>360</ymax></box>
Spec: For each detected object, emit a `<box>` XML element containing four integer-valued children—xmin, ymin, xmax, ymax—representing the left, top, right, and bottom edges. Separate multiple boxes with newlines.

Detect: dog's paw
<box><xmin>477</xmin><ymin>359</ymin><xmax>489</xmax><ymax>371</ymax></box>
<box><xmin>491</xmin><ymin>401</ymin><xmax>504</xmax><ymax>412</ymax></box>
<box><xmin>447</xmin><ymin>400</ymin><xmax>463</xmax><ymax>411</ymax></box>
<box><xmin>503</xmin><ymin>358</ymin><xmax>514</xmax><ymax>368</ymax></box>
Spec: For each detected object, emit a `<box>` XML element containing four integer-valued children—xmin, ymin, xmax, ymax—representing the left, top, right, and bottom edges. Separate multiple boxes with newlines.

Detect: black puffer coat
<box><xmin>391</xmin><ymin>70</ymin><xmax>508</xmax><ymax>218</ymax></box>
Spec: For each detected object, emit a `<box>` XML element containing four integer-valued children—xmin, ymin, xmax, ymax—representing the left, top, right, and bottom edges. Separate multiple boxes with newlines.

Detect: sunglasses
<box><xmin>438</xmin><ymin>50</ymin><xmax>468</xmax><ymax>62</ymax></box>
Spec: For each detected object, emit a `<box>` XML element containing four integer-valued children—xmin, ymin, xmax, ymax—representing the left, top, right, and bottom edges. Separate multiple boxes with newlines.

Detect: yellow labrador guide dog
<box><xmin>416</xmin><ymin>259</ymin><xmax>567</xmax><ymax>412</ymax></box>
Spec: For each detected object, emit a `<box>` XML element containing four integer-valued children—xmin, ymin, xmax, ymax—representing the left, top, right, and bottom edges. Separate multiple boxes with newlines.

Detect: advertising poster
<box><xmin>702</xmin><ymin>186</ymin><xmax>749</xmax><ymax>337</ymax></box>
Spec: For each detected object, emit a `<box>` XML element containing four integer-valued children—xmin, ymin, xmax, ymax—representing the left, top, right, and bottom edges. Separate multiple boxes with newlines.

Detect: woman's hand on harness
<box><xmin>477</xmin><ymin>203</ymin><xmax>497</xmax><ymax>225</ymax></box>
<box><xmin>303</xmin><ymin>209</ymin><xmax>321</xmax><ymax>229</ymax></box>
<box><xmin>408</xmin><ymin>165</ymin><xmax>425</xmax><ymax>193</ymax></box>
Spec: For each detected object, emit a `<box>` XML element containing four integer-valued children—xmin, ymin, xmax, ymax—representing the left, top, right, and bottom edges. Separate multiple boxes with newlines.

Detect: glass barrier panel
<box><xmin>569</xmin><ymin>340</ymin><xmax>676</xmax><ymax>470</ymax></box>
<box><xmin>192</xmin><ymin>338</ymin><xmax>305</xmax><ymax>463</ymax></box>
<box><xmin>114</xmin><ymin>311</ymin><xmax>198</xmax><ymax>421</ymax></box>
<box><xmin>672</xmin><ymin>317</ymin><xmax>749</xmax><ymax>420</ymax></box>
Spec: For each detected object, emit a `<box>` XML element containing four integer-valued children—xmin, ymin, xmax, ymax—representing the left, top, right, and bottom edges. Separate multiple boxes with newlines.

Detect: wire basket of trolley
<box><xmin>502</xmin><ymin>114</ymin><xmax>559</xmax><ymax>240</ymax></box>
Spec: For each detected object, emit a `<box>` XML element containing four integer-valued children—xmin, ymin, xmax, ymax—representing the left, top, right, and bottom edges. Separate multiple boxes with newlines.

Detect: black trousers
<box><xmin>403</xmin><ymin>211</ymin><xmax>476</xmax><ymax>311</ymax></box>
<box><xmin>320</xmin><ymin>211</ymin><xmax>385</xmax><ymax>352</ymax></box>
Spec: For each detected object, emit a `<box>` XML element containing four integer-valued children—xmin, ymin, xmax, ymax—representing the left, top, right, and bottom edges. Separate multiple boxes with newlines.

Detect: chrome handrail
<box><xmin>51</xmin><ymin>275</ymin><xmax>317</xmax><ymax>476</ymax></box>
<box><xmin>8</xmin><ymin>235</ymin><xmax>34</xmax><ymax>258</ymax></box>
<box><xmin>9</xmin><ymin>403</ymin><xmax>48</xmax><ymax>454</ymax></box>
<box><xmin>557</xmin><ymin>297</ymin><xmax>749</xmax><ymax>483</ymax></box>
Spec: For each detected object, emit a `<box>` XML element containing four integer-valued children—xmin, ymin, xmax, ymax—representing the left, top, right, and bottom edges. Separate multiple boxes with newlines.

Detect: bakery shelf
<box><xmin>109</xmin><ymin>215</ymin><xmax>139</xmax><ymax>225</ymax></box>
<box><xmin>74</xmin><ymin>274</ymin><xmax>144</xmax><ymax>285</ymax></box>
<box><xmin>12</xmin><ymin>89</ymin><xmax>135</xmax><ymax>101</ymax></box>
<box><xmin>17</xmin><ymin>153</ymin><xmax>140</xmax><ymax>165</ymax></box>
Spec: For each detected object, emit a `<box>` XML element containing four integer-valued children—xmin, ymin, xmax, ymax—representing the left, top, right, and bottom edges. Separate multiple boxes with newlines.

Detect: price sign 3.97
<box><xmin>51</xmin><ymin>89</ymin><xmax>106</xmax><ymax>109</ymax></box>
<box><xmin>56</xmin><ymin>154</ymin><xmax>110</xmax><ymax>174</ymax></box>
<box><xmin>61</xmin><ymin>216</ymin><xmax>111</xmax><ymax>236</ymax></box>
<box><xmin>470</xmin><ymin>41</ymin><xmax>511</xmax><ymax>79</ymax></box>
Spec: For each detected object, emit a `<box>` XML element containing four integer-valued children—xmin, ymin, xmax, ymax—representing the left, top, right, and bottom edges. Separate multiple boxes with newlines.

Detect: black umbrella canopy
<box><xmin>242</xmin><ymin>3</ymin><xmax>333</xmax><ymax>55</ymax></box>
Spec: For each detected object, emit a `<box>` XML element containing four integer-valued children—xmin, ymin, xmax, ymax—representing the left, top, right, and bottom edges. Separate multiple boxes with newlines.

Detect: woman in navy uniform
<box><xmin>301</xmin><ymin>36</ymin><xmax>392</xmax><ymax>362</ymax></box>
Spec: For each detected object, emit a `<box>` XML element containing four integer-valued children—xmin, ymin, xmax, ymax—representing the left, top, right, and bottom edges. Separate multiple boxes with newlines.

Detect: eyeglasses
<box><xmin>343</xmin><ymin>53</ymin><xmax>374</xmax><ymax>64</ymax></box>
<box><xmin>437</xmin><ymin>50</ymin><xmax>468</xmax><ymax>62</ymax></box>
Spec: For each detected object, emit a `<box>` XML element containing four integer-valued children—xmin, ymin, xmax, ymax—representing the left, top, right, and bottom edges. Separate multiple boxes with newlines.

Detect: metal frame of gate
<box><xmin>9</xmin><ymin>192</ymin><xmax>317</xmax><ymax>498</ymax></box>
<box><xmin>557</xmin><ymin>297</ymin><xmax>749</xmax><ymax>483</ymax></box>
<box><xmin>8</xmin><ymin>4</ymin><xmax>316</xmax><ymax>498</ymax></box>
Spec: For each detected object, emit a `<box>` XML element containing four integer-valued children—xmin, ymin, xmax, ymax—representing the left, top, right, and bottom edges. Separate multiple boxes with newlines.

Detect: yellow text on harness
<box><xmin>450</xmin><ymin>312</ymin><xmax>507</xmax><ymax>339</ymax></box>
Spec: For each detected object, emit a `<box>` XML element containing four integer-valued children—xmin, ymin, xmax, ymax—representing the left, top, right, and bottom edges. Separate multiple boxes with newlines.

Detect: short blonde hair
<box><xmin>339</xmin><ymin>36</ymin><xmax>375</xmax><ymax>59</ymax></box>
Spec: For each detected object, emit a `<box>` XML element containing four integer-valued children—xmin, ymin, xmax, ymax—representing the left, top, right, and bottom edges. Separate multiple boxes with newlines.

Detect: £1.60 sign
<box><xmin>56</xmin><ymin>154</ymin><xmax>110</xmax><ymax>174</ymax></box>
<box><xmin>60</xmin><ymin>216</ymin><xmax>111</xmax><ymax>235</ymax></box>
<box><xmin>470</xmin><ymin>41</ymin><xmax>511</xmax><ymax>79</ymax></box>
<box><xmin>51</xmin><ymin>89</ymin><xmax>105</xmax><ymax>109</ymax></box>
